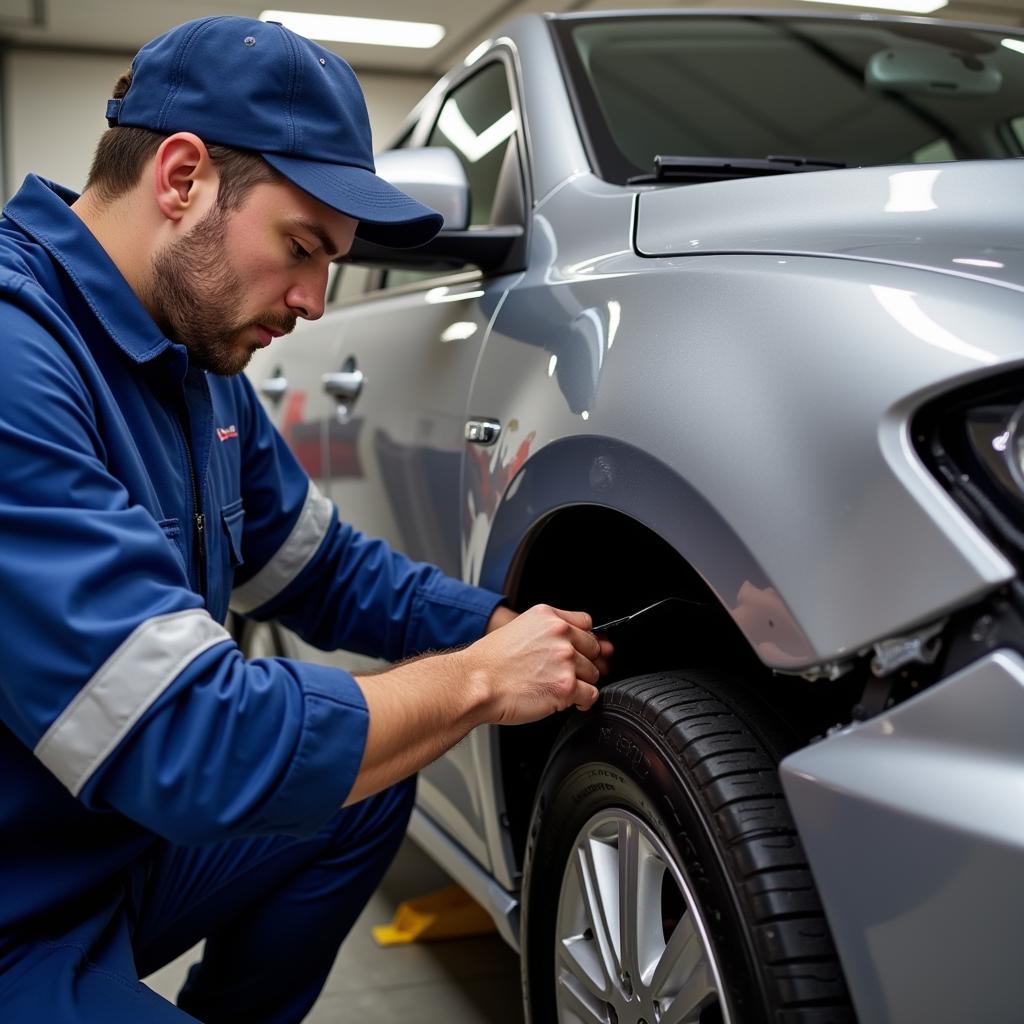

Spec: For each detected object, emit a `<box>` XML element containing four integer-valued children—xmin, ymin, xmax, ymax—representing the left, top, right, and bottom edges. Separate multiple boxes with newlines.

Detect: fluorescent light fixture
<box><xmin>791</xmin><ymin>0</ymin><xmax>947</xmax><ymax>12</ymax></box>
<box><xmin>260</xmin><ymin>10</ymin><xmax>445</xmax><ymax>48</ymax></box>
<box><xmin>1002</xmin><ymin>38</ymin><xmax>1024</xmax><ymax>56</ymax></box>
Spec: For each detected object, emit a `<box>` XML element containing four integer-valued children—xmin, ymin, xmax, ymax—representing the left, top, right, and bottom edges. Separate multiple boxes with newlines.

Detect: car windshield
<box><xmin>551</xmin><ymin>14</ymin><xmax>1024</xmax><ymax>185</ymax></box>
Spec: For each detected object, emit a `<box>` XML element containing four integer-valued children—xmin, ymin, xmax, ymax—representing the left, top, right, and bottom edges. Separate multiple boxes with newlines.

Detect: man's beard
<box><xmin>148</xmin><ymin>206</ymin><xmax>295</xmax><ymax>376</ymax></box>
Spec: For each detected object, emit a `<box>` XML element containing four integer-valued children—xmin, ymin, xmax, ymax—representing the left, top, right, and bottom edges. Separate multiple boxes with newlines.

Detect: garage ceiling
<box><xmin>1</xmin><ymin>0</ymin><xmax>1021</xmax><ymax>77</ymax></box>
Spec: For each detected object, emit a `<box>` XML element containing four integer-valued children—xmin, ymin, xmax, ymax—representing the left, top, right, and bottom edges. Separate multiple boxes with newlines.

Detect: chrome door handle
<box><xmin>321</xmin><ymin>370</ymin><xmax>365</xmax><ymax>401</ymax></box>
<box><xmin>465</xmin><ymin>418</ymin><xmax>501</xmax><ymax>445</ymax></box>
<box><xmin>322</xmin><ymin>366</ymin><xmax>365</xmax><ymax>423</ymax></box>
<box><xmin>259</xmin><ymin>374</ymin><xmax>288</xmax><ymax>400</ymax></box>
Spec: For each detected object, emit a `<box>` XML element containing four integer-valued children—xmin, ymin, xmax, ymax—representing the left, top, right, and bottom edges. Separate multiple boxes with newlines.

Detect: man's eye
<box><xmin>291</xmin><ymin>240</ymin><xmax>311</xmax><ymax>260</ymax></box>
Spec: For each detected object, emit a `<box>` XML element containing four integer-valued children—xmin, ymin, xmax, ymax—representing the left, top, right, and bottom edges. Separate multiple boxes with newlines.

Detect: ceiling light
<box><xmin>1002</xmin><ymin>38</ymin><xmax>1024</xmax><ymax>56</ymax></box>
<box><xmin>791</xmin><ymin>0</ymin><xmax>948</xmax><ymax>12</ymax></box>
<box><xmin>259</xmin><ymin>10</ymin><xmax>445</xmax><ymax>48</ymax></box>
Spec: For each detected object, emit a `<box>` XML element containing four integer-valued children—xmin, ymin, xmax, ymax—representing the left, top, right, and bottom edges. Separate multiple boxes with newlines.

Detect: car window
<box><xmin>1011</xmin><ymin>114</ymin><xmax>1024</xmax><ymax>149</ymax></box>
<box><xmin>426</xmin><ymin>61</ymin><xmax>516</xmax><ymax>229</ymax></box>
<box><xmin>379</xmin><ymin>60</ymin><xmax>518</xmax><ymax>292</ymax></box>
<box><xmin>329</xmin><ymin>263</ymin><xmax>378</xmax><ymax>305</ymax></box>
<box><xmin>553</xmin><ymin>15</ymin><xmax>1024</xmax><ymax>185</ymax></box>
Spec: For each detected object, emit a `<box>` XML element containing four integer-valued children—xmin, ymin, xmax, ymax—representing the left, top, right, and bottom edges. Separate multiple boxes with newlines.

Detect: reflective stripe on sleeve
<box><xmin>34</xmin><ymin>608</ymin><xmax>232</xmax><ymax>796</ymax></box>
<box><xmin>230</xmin><ymin>480</ymin><xmax>333</xmax><ymax>614</ymax></box>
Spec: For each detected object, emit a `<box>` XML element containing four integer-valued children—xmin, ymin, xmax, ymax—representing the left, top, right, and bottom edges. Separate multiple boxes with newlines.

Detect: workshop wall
<box><xmin>2</xmin><ymin>47</ymin><xmax>434</xmax><ymax>199</ymax></box>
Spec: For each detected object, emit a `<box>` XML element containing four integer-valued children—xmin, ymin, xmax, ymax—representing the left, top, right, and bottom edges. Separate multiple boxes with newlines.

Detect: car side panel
<box><xmin>466</xmin><ymin>183</ymin><xmax>1020</xmax><ymax>675</ymax></box>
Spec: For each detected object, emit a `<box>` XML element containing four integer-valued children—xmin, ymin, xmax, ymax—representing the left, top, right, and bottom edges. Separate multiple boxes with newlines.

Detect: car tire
<box><xmin>521</xmin><ymin>670</ymin><xmax>854</xmax><ymax>1024</ymax></box>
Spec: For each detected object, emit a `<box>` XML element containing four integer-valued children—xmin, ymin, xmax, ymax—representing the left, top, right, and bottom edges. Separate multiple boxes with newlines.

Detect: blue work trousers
<box><xmin>0</xmin><ymin>778</ymin><xmax>415</xmax><ymax>1023</ymax></box>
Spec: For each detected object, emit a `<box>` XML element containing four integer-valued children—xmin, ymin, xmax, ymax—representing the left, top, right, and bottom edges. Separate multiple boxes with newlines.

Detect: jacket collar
<box><xmin>2</xmin><ymin>175</ymin><xmax>173</xmax><ymax>365</ymax></box>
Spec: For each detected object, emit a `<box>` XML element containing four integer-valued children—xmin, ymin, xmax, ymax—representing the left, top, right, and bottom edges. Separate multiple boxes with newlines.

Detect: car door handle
<box><xmin>259</xmin><ymin>373</ymin><xmax>288</xmax><ymax>400</ymax></box>
<box><xmin>465</xmin><ymin>418</ymin><xmax>502</xmax><ymax>445</ymax></box>
<box><xmin>321</xmin><ymin>369</ymin><xmax>365</xmax><ymax>401</ymax></box>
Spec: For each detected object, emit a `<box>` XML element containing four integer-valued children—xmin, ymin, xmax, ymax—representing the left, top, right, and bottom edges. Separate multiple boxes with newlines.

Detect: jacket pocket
<box><xmin>220</xmin><ymin>499</ymin><xmax>245</xmax><ymax>568</ymax></box>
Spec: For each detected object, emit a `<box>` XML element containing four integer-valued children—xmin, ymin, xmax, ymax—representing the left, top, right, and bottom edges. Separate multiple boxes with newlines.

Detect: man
<box><xmin>0</xmin><ymin>16</ymin><xmax>611</xmax><ymax>1023</ymax></box>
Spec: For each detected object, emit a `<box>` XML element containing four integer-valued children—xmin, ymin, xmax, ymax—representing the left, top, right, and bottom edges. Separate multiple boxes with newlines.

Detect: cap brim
<box><xmin>263</xmin><ymin>153</ymin><xmax>443</xmax><ymax>249</ymax></box>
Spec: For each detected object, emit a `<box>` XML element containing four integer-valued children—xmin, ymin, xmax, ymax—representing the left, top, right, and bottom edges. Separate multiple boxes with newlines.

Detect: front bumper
<box><xmin>781</xmin><ymin>649</ymin><xmax>1024</xmax><ymax>1023</ymax></box>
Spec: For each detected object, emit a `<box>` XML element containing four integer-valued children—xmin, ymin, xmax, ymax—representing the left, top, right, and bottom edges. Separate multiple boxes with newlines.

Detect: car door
<box><xmin>314</xmin><ymin>57</ymin><xmax>526</xmax><ymax>870</ymax></box>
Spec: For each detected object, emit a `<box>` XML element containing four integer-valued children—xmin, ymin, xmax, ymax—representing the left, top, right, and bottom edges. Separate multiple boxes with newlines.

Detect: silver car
<box><xmin>241</xmin><ymin>10</ymin><xmax>1024</xmax><ymax>1023</ymax></box>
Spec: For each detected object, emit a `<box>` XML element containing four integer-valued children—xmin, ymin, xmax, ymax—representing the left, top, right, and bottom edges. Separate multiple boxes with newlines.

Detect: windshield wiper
<box><xmin>627</xmin><ymin>154</ymin><xmax>848</xmax><ymax>185</ymax></box>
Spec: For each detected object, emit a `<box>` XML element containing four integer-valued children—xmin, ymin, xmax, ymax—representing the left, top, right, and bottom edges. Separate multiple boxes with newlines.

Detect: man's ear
<box><xmin>152</xmin><ymin>132</ymin><xmax>217</xmax><ymax>223</ymax></box>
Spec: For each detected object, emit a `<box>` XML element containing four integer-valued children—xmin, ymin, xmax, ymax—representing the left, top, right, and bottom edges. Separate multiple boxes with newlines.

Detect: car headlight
<box><xmin>965</xmin><ymin>403</ymin><xmax>1024</xmax><ymax>507</ymax></box>
<box><xmin>916</xmin><ymin>375</ymin><xmax>1024</xmax><ymax>561</ymax></box>
<box><xmin>1008</xmin><ymin>402</ymin><xmax>1024</xmax><ymax>496</ymax></box>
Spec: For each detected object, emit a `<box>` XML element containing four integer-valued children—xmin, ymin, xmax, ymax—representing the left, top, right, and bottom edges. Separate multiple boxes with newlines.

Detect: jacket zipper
<box><xmin>180</xmin><ymin>420</ymin><xmax>207</xmax><ymax>599</ymax></box>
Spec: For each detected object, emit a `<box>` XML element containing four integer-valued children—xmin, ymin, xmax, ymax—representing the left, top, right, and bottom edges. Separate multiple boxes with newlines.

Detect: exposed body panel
<box><xmin>781</xmin><ymin>650</ymin><xmax>1024</xmax><ymax>1024</ymax></box>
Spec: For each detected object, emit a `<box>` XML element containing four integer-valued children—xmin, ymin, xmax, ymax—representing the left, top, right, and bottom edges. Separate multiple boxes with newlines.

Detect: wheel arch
<box><xmin>471</xmin><ymin>438</ymin><xmax>857</xmax><ymax>880</ymax></box>
<box><xmin>474</xmin><ymin>435</ymin><xmax>817</xmax><ymax>670</ymax></box>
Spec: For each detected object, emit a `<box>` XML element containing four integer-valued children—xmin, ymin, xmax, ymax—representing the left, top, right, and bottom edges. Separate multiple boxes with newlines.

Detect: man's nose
<box><xmin>285</xmin><ymin>269</ymin><xmax>327</xmax><ymax>321</ymax></box>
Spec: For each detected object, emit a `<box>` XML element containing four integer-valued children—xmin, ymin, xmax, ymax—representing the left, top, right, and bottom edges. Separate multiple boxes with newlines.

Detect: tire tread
<box><xmin>600</xmin><ymin>671</ymin><xmax>854</xmax><ymax>1020</ymax></box>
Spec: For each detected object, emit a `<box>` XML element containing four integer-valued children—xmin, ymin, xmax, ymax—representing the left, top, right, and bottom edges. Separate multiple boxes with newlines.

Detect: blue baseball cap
<box><xmin>105</xmin><ymin>16</ymin><xmax>442</xmax><ymax>248</ymax></box>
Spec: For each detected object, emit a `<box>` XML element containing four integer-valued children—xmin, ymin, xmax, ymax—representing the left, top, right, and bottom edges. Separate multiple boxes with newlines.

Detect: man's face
<box><xmin>148</xmin><ymin>179</ymin><xmax>358</xmax><ymax>376</ymax></box>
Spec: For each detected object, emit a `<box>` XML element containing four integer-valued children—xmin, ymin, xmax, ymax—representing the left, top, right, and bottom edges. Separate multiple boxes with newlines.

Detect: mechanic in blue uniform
<box><xmin>0</xmin><ymin>17</ymin><xmax>612</xmax><ymax>1023</ymax></box>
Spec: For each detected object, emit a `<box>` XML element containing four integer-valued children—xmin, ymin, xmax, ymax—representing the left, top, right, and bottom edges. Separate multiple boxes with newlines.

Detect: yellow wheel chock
<box><xmin>372</xmin><ymin>884</ymin><xmax>497</xmax><ymax>946</ymax></box>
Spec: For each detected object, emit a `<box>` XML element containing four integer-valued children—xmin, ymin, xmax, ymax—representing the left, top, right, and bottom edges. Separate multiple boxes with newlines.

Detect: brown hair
<box><xmin>85</xmin><ymin>67</ymin><xmax>280</xmax><ymax>210</ymax></box>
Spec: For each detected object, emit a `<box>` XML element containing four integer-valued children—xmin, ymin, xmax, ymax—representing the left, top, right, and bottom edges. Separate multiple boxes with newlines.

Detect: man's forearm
<box><xmin>345</xmin><ymin>649</ymin><xmax>485</xmax><ymax>805</ymax></box>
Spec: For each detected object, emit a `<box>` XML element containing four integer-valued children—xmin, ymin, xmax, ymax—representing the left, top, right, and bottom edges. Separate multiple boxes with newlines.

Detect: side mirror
<box><xmin>349</xmin><ymin>140</ymin><xmax>527</xmax><ymax>275</ymax></box>
<box><xmin>373</xmin><ymin>146</ymin><xmax>470</xmax><ymax>231</ymax></box>
<box><xmin>865</xmin><ymin>47</ymin><xmax>1002</xmax><ymax>97</ymax></box>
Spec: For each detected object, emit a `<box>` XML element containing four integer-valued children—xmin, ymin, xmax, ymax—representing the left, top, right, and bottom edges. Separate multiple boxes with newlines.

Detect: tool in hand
<box><xmin>591</xmin><ymin>595</ymin><xmax>704</xmax><ymax>634</ymax></box>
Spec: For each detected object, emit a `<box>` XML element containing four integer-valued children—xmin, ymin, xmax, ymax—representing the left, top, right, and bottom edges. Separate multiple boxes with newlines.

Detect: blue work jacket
<box><xmin>0</xmin><ymin>176</ymin><xmax>503</xmax><ymax>945</ymax></box>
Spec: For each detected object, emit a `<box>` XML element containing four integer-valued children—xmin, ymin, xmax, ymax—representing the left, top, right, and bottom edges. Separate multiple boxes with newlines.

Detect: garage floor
<box><xmin>145</xmin><ymin>838</ymin><xmax>524</xmax><ymax>1023</ymax></box>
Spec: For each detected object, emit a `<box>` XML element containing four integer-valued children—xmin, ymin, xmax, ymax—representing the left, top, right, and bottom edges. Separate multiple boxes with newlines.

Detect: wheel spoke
<box><xmin>649</xmin><ymin>907</ymin><xmax>702</xmax><ymax>997</ymax></box>
<box><xmin>567</xmin><ymin>842</ymin><xmax>619</xmax><ymax>991</ymax></box>
<box><xmin>658</xmin><ymin>952</ymin><xmax>718</xmax><ymax>1024</ymax></box>
<box><xmin>617</xmin><ymin>816</ymin><xmax>641</xmax><ymax>983</ymax></box>
<box><xmin>555</xmin><ymin>958</ymin><xmax>613</xmax><ymax>1023</ymax></box>
<box><xmin>557</xmin><ymin>927</ymin><xmax>611</xmax><ymax>1005</ymax></box>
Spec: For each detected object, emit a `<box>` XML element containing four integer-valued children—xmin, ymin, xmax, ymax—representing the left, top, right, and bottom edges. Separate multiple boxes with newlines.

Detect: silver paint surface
<box><xmin>781</xmin><ymin>650</ymin><xmax>1024</xmax><ymax>1024</ymax></box>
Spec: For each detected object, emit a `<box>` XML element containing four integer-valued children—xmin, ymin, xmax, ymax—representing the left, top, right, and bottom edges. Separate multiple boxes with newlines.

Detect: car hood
<box><xmin>634</xmin><ymin>160</ymin><xmax>1024</xmax><ymax>291</ymax></box>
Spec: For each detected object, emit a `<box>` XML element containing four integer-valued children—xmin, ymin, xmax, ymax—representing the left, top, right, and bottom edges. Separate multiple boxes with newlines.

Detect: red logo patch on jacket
<box><xmin>216</xmin><ymin>425</ymin><xmax>239</xmax><ymax>442</ymax></box>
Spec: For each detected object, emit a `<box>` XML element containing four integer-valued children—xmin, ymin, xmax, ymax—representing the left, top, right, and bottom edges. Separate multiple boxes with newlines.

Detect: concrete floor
<box><xmin>145</xmin><ymin>839</ymin><xmax>524</xmax><ymax>1023</ymax></box>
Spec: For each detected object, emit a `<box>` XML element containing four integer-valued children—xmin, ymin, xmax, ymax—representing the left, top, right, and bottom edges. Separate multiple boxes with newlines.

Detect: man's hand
<box><xmin>347</xmin><ymin>603</ymin><xmax>613</xmax><ymax>804</ymax></box>
<box><xmin>458</xmin><ymin>604</ymin><xmax>614</xmax><ymax>726</ymax></box>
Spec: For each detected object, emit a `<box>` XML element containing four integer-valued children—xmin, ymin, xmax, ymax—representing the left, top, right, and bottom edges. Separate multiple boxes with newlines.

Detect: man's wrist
<box><xmin>485</xmin><ymin>603</ymin><xmax>517</xmax><ymax>634</ymax></box>
<box><xmin>447</xmin><ymin>647</ymin><xmax>495</xmax><ymax>728</ymax></box>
